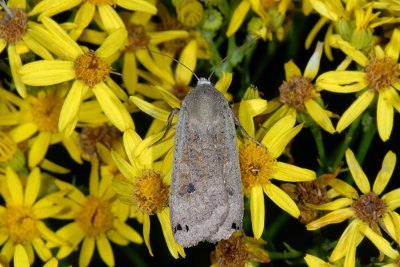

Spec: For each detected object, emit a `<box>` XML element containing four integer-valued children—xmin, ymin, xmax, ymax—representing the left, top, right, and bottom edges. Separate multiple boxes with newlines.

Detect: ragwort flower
<box><xmin>19</xmin><ymin>16</ymin><xmax>133</xmax><ymax>137</ymax></box>
<box><xmin>29</xmin><ymin>0</ymin><xmax>157</xmax><ymax>38</ymax></box>
<box><xmin>270</xmin><ymin>42</ymin><xmax>336</xmax><ymax>134</ymax></box>
<box><xmin>0</xmin><ymin>0</ymin><xmax>53</xmax><ymax>98</ymax></box>
<box><xmin>0</xmin><ymin>167</ymin><xmax>66</xmax><ymax>264</ymax></box>
<box><xmin>50</xmin><ymin>157</ymin><xmax>143</xmax><ymax>267</ymax></box>
<box><xmin>316</xmin><ymin>29</ymin><xmax>400</xmax><ymax>141</ymax></box>
<box><xmin>306</xmin><ymin>149</ymin><xmax>400</xmax><ymax>266</ymax></box>
<box><xmin>111</xmin><ymin>128</ymin><xmax>185</xmax><ymax>258</ymax></box>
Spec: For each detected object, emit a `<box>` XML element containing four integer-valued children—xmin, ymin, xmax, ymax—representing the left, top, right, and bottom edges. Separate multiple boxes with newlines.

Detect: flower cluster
<box><xmin>0</xmin><ymin>0</ymin><xmax>399</xmax><ymax>266</ymax></box>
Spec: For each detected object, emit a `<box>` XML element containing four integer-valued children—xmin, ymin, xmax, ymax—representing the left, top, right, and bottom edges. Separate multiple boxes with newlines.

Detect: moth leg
<box><xmin>149</xmin><ymin>108</ymin><xmax>180</xmax><ymax>147</ymax></box>
<box><xmin>230</xmin><ymin>107</ymin><xmax>266</xmax><ymax>149</ymax></box>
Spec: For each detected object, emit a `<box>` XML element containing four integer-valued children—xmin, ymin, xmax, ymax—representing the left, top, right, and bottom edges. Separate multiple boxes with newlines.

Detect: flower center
<box><xmin>83</xmin><ymin>0</ymin><xmax>115</xmax><ymax>5</ymax></box>
<box><xmin>239</xmin><ymin>142</ymin><xmax>275</xmax><ymax>196</ymax></box>
<box><xmin>352</xmin><ymin>192</ymin><xmax>387</xmax><ymax>224</ymax></box>
<box><xmin>125</xmin><ymin>23</ymin><xmax>150</xmax><ymax>52</ymax></box>
<box><xmin>74</xmin><ymin>51</ymin><xmax>111</xmax><ymax>87</ymax></box>
<box><xmin>30</xmin><ymin>93</ymin><xmax>63</xmax><ymax>133</ymax></box>
<box><xmin>0</xmin><ymin>6</ymin><xmax>27</xmax><ymax>44</ymax></box>
<box><xmin>0</xmin><ymin>131</ymin><xmax>17</xmax><ymax>163</ymax></box>
<box><xmin>5</xmin><ymin>205</ymin><xmax>38</xmax><ymax>245</ymax></box>
<box><xmin>364</xmin><ymin>57</ymin><xmax>400</xmax><ymax>92</ymax></box>
<box><xmin>214</xmin><ymin>234</ymin><xmax>248</xmax><ymax>267</ymax></box>
<box><xmin>132</xmin><ymin>170</ymin><xmax>169</xmax><ymax>214</ymax></box>
<box><xmin>279</xmin><ymin>75</ymin><xmax>315</xmax><ymax>112</ymax></box>
<box><xmin>75</xmin><ymin>195</ymin><xmax>114</xmax><ymax>237</ymax></box>
<box><xmin>80</xmin><ymin>125</ymin><xmax>118</xmax><ymax>159</ymax></box>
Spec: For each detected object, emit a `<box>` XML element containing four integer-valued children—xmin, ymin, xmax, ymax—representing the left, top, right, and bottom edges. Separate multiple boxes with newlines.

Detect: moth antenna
<box><xmin>146</xmin><ymin>48</ymin><xmax>199</xmax><ymax>82</ymax></box>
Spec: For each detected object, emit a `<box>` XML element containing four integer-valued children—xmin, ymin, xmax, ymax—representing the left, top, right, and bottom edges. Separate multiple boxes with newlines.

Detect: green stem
<box><xmin>310</xmin><ymin>121</ymin><xmax>327</xmax><ymax>170</ymax></box>
<box><xmin>331</xmin><ymin>114</ymin><xmax>362</xmax><ymax>170</ymax></box>
<box><xmin>355</xmin><ymin>112</ymin><xmax>376</xmax><ymax>164</ymax></box>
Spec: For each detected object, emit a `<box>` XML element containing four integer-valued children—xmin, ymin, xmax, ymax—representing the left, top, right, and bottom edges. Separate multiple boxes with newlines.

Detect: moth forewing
<box><xmin>170</xmin><ymin>78</ymin><xmax>243</xmax><ymax>248</ymax></box>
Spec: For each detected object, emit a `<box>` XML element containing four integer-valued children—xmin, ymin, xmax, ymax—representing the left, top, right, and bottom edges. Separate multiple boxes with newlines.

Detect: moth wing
<box><xmin>170</xmin><ymin>88</ymin><xmax>243</xmax><ymax>247</ymax></box>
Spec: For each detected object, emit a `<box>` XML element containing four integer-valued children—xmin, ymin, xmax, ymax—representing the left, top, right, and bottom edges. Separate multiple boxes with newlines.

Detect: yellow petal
<box><xmin>40</xmin><ymin>16</ymin><xmax>82</xmax><ymax>59</ymax></box>
<box><xmin>262</xmin><ymin>115</ymin><xmax>296</xmax><ymax>158</ymax></box>
<box><xmin>273</xmin><ymin>161</ymin><xmax>316</xmax><ymax>182</ymax></box>
<box><xmin>92</xmin><ymin>83</ymin><xmax>134</xmax><ymax>132</ymax></box>
<box><xmin>176</xmin><ymin>40</ymin><xmax>197</xmax><ymax>86</ymax></box>
<box><xmin>306</xmin><ymin>208</ymin><xmax>354</xmax><ymax>230</ymax></box>
<box><xmin>122</xmin><ymin>52</ymin><xmax>137</xmax><ymax>95</ymax></box>
<box><xmin>14</xmin><ymin>244</ymin><xmax>29</xmax><ymax>267</ymax></box>
<box><xmin>305</xmin><ymin>99</ymin><xmax>335</xmax><ymax>134</ymax></box>
<box><xmin>248</xmin><ymin>186</ymin><xmax>265</xmax><ymax>239</ymax></box>
<box><xmin>304</xmin><ymin>41</ymin><xmax>323</xmax><ymax>80</ymax></box>
<box><xmin>22</xmin><ymin>33</ymin><xmax>54</xmax><ymax>60</ymax></box>
<box><xmin>80</xmin><ymin>237</ymin><xmax>95</xmax><ymax>267</ymax></box>
<box><xmin>226</xmin><ymin>0</ymin><xmax>250</xmax><ymax>37</ymax></box>
<box><xmin>24</xmin><ymin>168</ymin><xmax>41</xmax><ymax>206</ymax></box>
<box><xmin>377</xmin><ymin>90</ymin><xmax>394</xmax><ymax>141</ymax></box>
<box><xmin>116</xmin><ymin>0</ymin><xmax>157</xmax><ymax>14</ymax></box>
<box><xmin>385</xmin><ymin>28</ymin><xmax>400</xmax><ymax>62</ymax></box>
<box><xmin>336</xmin><ymin>90</ymin><xmax>374</xmax><ymax>133</ymax></box>
<box><xmin>154</xmin><ymin>85</ymin><xmax>181</xmax><ymax>109</ymax></box>
<box><xmin>111</xmin><ymin>150</ymin><xmax>140</xmax><ymax>180</ymax></box>
<box><xmin>59</xmin><ymin>80</ymin><xmax>89</xmax><ymax>137</ymax></box>
<box><xmin>6</xmin><ymin>167</ymin><xmax>23</xmax><ymax>204</ymax></box>
<box><xmin>316</xmin><ymin>71</ymin><xmax>367</xmax><ymax>93</ymax></box>
<box><xmin>43</xmin><ymin>258</ymin><xmax>58</xmax><ymax>267</ymax></box>
<box><xmin>304</xmin><ymin>254</ymin><xmax>335</xmax><ymax>267</ymax></box>
<box><xmin>20</xmin><ymin>60</ymin><xmax>75</xmax><ymax>86</ymax></box>
<box><xmin>69</xmin><ymin>2</ymin><xmax>96</xmax><ymax>40</ymax></box>
<box><xmin>96</xmin><ymin>235</ymin><xmax>114</xmax><ymax>266</ymax></box>
<box><xmin>130</xmin><ymin>96</ymin><xmax>174</xmax><ymax>122</ymax></box>
<box><xmin>113</xmin><ymin>220</ymin><xmax>143</xmax><ymax>244</ymax></box>
<box><xmin>30</xmin><ymin>0</ymin><xmax>81</xmax><ymax>17</ymax></box>
<box><xmin>284</xmin><ymin>60</ymin><xmax>302</xmax><ymax>81</ymax></box>
<box><xmin>214</xmin><ymin>72</ymin><xmax>232</xmax><ymax>93</ymax></box>
<box><xmin>8</xmin><ymin>45</ymin><xmax>26</xmax><ymax>98</ymax></box>
<box><xmin>306</xmin><ymin>198</ymin><xmax>353</xmax><ymax>211</ymax></box>
<box><xmin>329</xmin><ymin>35</ymin><xmax>369</xmax><ymax>66</ymax></box>
<box><xmin>359</xmin><ymin>224</ymin><xmax>399</xmax><ymax>259</ymax></box>
<box><xmin>239</xmin><ymin>99</ymin><xmax>268</xmax><ymax>137</ymax></box>
<box><xmin>96</xmin><ymin>27</ymin><xmax>127</xmax><ymax>59</ymax></box>
<box><xmin>373</xmin><ymin>151</ymin><xmax>396</xmax><ymax>195</ymax></box>
<box><xmin>143</xmin><ymin>214</ymin><xmax>153</xmax><ymax>256</ymax></box>
<box><xmin>148</xmin><ymin>30</ymin><xmax>189</xmax><ymax>45</ymax></box>
<box><xmin>346</xmin><ymin>149</ymin><xmax>370</xmax><ymax>194</ymax></box>
<box><xmin>264</xmin><ymin>183</ymin><xmax>300</xmax><ymax>218</ymax></box>
<box><xmin>32</xmin><ymin>237</ymin><xmax>52</xmax><ymax>261</ymax></box>
<box><xmin>329</xmin><ymin>178</ymin><xmax>358</xmax><ymax>199</ymax></box>
<box><xmin>28</xmin><ymin>131</ymin><xmax>51</xmax><ymax>168</ymax></box>
<box><xmin>8</xmin><ymin>122</ymin><xmax>38</xmax><ymax>143</ymax></box>
<box><xmin>157</xmin><ymin>208</ymin><xmax>184</xmax><ymax>259</ymax></box>
<box><xmin>382</xmin><ymin>188</ymin><xmax>400</xmax><ymax>211</ymax></box>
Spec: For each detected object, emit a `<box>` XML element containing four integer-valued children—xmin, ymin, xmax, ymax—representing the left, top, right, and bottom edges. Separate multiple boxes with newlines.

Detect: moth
<box><xmin>169</xmin><ymin>77</ymin><xmax>244</xmax><ymax>247</ymax></box>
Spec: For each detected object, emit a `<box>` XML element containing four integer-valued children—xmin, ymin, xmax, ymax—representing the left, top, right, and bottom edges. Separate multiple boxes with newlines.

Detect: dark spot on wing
<box><xmin>187</xmin><ymin>183</ymin><xmax>195</xmax><ymax>193</ymax></box>
<box><xmin>185</xmin><ymin>225</ymin><xmax>189</xmax><ymax>231</ymax></box>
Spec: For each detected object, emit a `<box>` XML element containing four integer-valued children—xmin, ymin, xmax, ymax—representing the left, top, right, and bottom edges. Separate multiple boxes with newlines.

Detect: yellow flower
<box><xmin>239</xmin><ymin>113</ymin><xmax>316</xmax><ymax>239</ymax></box>
<box><xmin>18</xmin><ymin>16</ymin><xmax>134</xmax><ymax>138</ymax></box>
<box><xmin>306</xmin><ymin>0</ymin><xmax>395</xmax><ymax>59</ymax></box>
<box><xmin>270</xmin><ymin>42</ymin><xmax>336</xmax><ymax>134</ymax></box>
<box><xmin>304</xmin><ymin>254</ymin><xmax>337</xmax><ymax>267</ymax></box>
<box><xmin>0</xmin><ymin>0</ymin><xmax>53</xmax><ymax>98</ymax></box>
<box><xmin>111</xmin><ymin>128</ymin><xmax>185</xmax><ymax>258</ymax></box>
<box><xmin>49</xmin><ymin>156</ymin><xmax>143</xmax><ymax>267</ymax></box>
<box><xmin>120</xmin><ymin>11</ymin><xmax>188</xmax><ymax>95</ymax></box>
<box><xmin>131</xmin><ymin>39</ymin><xmax>199</xmax><ymax>100</ymax></box>
<box><xmin>29</xmin><ymin>0</ymin><xmax>157</xmax><ymax>38</ymax></box>
<box><xmin>226</xmin><ymin>0</ymin><xmax>291</xmax><ymax>41</ymax></box>
<box><xmin>316</xmin><ymin>29</ymin><xmax>400</xmax><ymax>141</ymax></box>
<box><xmin>0</xmin><ymin>167</ymin><xmax>67</xmax><ymax>264</ymax></box>
<box><xmin>306</xmin><ymin>149</ymin><xmax>400</xmax><ymax>266</ymax></box>
<box><xmin>0</xmin><ymin>85</ymin><xmax>83</xmax><ymax>168</ymax></box>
